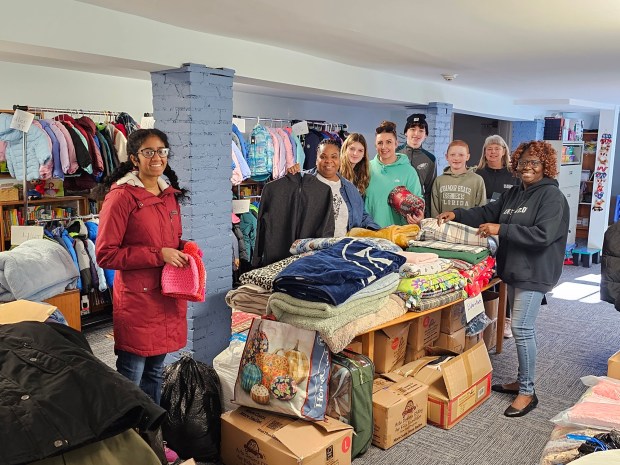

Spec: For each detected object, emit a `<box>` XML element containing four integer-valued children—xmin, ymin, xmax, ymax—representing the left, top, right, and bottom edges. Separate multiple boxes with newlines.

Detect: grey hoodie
<box><xmin>431</xmin><ymin>167</ymin><xmax>487</xmax><ymax>217</ymax></box>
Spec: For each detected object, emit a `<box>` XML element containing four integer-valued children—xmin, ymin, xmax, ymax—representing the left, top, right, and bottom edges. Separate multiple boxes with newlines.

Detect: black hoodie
<box><xmin>454</xmin><ymin>177</ymin><xmax>569</xmax><ymax>292</ymax></box>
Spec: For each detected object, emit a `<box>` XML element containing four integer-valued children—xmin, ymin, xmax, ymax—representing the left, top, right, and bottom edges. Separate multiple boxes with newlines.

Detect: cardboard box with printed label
<box><xmin>435</xmin><ymin>327</ymin><xmax>466</xmax><ymax>353</ymax></box>
<box><xmin>374</xmin><ymin>321</ymin><xmax>409</xmax><ymax>373</ymax></box>
<box><xmin>440</xmin><ymin>302</ymin><xmax>466</xmax><ymax>335</ymax></box>
<box><xmin>372</xmin><ymin>377</ymin><xmax>428</xmax><ymax>449</ymax></box>
<box><xmin>609</xmin><ymin>350</ymin><xmax>620</xmax><ymax>380</ymax></box>
<box><xmin>465</xmin><ymin>331</ymin><xmax>484</xmax><ymax>351</ymax></box>
<box><xmin>392</xmin><ymin>342</ymin><xmax>492</xmax><ymax>429</ymax></box>
<box><xmin>406</xmin><ymin>310</ymin><xmax>441</xmax><ymax>362</ymax></box>
<box><xmin>483</xmin><ymin>319</ymin><xmax>497</xmax><ymax>351</ymax></box>
<box><xmin>482</xmin><ymin>291</ymin><xmax>499</xmax><ymax>321</ymax></box>
<box><xmin>221</xmin><ymin>407</ymin><xmax>353</xmax><ymax>465</ymax></box>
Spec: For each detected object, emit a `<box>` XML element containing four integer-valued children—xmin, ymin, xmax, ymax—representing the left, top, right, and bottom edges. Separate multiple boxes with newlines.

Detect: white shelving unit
<box><xmin>546</xmin><ymin>140</ymin><xmax>584</xmax><ymax>245</ymax></box>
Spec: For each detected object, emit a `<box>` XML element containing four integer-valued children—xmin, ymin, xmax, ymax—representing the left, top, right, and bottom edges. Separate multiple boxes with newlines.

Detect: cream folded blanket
<box><xmin>267</xmin><ymin>273</ymin><xmax>399</xmax><ymax>319</ymax></box>
<box><xmin>321</xmin><ymin>294</ymin><xmax>408</xmax><ymax>353</ymax></box>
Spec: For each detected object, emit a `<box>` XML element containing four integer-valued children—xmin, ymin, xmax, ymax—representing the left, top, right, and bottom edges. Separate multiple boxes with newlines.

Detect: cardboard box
<box><xmin>372</xmin><ymin>377</ymin><xmax>428</xmax><ymax>449</ymax></box>
<box><xmin>374</xmin><ymin>321</ymin><xmax>409</xmax><ymax>373</ymax></box>
<box><xmin>440</xmin><ymin>302</ymin><xmax>466</xmax><ymax>334</ymax></box>
<box><xmin>221</xmin><ymin>407</ymin><xmax>353</xmax><ymax>465</ymax></box>
<box><xmin>435</xmin><ymin>327</ymin><xmax>466</xmax><ymax>353</ymax></box>
<box><xmin>405</xmin><ymin>346</ymin><xmax>427</xmax><ymax>363</ymax></box>
<box><xmin>465</xmin><ymin>332</ymin><xmax>484</xmax><ymax>351</ymax></box>
<box><xmin>0</xmin><ymin>300</ymin><xmax>57</xmax><ymax>325</ymax></box>
<box><xmin>393</xmin><ymin>342</ymin><xmax>492</xmax><ymax>429</ymax></box>
<box><xmin>483</xmin><ymin>319</ymin><xmax>497</xmax><ymax>351</ymax></box>
<box><xmin>408</xmin><ymin>310</ymin><xmax>441</xmax><ymax>352</ymax></box>
<box><xmin>345</xmin><ymin>338</ymin><xmax>363</xmax><ymax>354</ymax></box>
<box><xmin>482</xmin><ymin>291</ymin><xmax>499</xmax><ymax>321</ymax></box>
<box><xmin>609</xmin><ymin>350</ymin><xmax>620</xmax><ymax>380</ymax></box>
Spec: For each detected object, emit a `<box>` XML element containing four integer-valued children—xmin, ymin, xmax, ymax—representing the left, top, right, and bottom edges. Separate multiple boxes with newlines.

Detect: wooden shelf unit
<box><xmin>0</xmin><ymin>195</ymin><xmax>90</xmax><ymax>251</ymax></box>
<box><xmin>576</xmin><ymin>131</ymin><xmax>598</xmax><ymax>242</ymax></box>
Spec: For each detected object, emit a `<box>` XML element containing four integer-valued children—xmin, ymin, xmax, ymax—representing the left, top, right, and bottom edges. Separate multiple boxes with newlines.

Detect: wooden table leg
<box><xmin>496</xmin><ymin>281</ymin><xmax>507</xmax><ymax>354</ymax></box>
<box><xmin>361</xmin><ymin>331</ymin><xmax>375</xmax><ymax>361</ymax></box>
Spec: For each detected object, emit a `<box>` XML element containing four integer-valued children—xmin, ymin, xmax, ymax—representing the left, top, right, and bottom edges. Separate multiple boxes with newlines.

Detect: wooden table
<box><xmin>360</xmin><ymin>278</ymin><xmax>507</xmax><ymax>360</ymax></box>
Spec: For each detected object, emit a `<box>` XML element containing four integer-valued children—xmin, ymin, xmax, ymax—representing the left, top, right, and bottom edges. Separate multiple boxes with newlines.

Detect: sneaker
<box><xmin>504</xmin><ymin>318</ymin><xmax>513</xmax><ymax>339</ymax></box>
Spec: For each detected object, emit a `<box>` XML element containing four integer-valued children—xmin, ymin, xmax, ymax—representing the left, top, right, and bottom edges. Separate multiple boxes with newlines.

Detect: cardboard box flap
<box><xmin>441</xmin><ymin>341</ymin><xmax>492</xmax><ymax>399</ymax></box>
<box><xmin>380</xmin><ymin>322</ymin><xmax>408</xmax><ymax>339</ymax></box>
<box><xmin>0</xmin><ymin>300</ymin><xmax>57</xmax><ymax>325</ymax></box>
<box><xmin>393</xmin><ymin>356</ymin><xmax>439</xmax><ymax>378</ymax></box>
<box><xmin>373</xmin><ymin>386</ymin><xmax>405</xmax><ymax>408</ymax></box>
<box><xmin>273</xmin><ymin>417</ymin><xmax>352</xmax><ymax>458</ymax></box>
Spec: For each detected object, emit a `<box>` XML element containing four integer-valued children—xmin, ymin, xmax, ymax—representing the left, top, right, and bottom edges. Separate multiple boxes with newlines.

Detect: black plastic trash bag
<box><xmin>161</xmin><ymin>355</ymin><xmax>222</xmax><ymax>462</ymax></box>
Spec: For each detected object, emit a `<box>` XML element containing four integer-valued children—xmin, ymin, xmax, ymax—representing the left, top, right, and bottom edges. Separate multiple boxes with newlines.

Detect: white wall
<box><xmin>0</xmin><ymin>62</ymin><xmax>152</xmax><ymax>119</ymax></box>
<box><xmin>233</xmin><ymin>91</ymin><xmax>409</xmax><ymax>153</ymax></box>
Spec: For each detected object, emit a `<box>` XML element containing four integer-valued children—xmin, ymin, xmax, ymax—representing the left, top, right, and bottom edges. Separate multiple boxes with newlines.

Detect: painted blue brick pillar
<box><xmin>151</xmin><ymin>63</ymin><xmax>234</xmax><ymax>364</ymax></box>
<box><xmin>407</xmin><ymin>102</ymin><xmax>453</xmax><ymax>173</ymax></box>
<box><xmin>511</xmin><ymin>119</ymin><xmax>544</xmax><ymax>151</ymax></box>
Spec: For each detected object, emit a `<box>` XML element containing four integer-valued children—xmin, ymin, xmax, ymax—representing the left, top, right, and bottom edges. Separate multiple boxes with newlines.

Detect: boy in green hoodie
<box><xmin>431</xmin><ymin>140</ymin><xmax>486</xmax><ymax>217</ymax></box>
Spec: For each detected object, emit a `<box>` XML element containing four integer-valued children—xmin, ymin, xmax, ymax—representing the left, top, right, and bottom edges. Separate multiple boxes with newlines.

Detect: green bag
<box><xmin>327</xmin><ymin>349</ymin><xmax>374</xmax><ymax>458</ymax></box>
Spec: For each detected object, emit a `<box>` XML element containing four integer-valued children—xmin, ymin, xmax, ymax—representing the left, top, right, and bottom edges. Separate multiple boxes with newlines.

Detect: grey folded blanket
<box><xmin>0</xmin><ymin>239</ymin><xmax>79</xmax><ymax>302</ymax></box>
<box><xmin>267</xmin><ymin>273</ymin><xmax>400</xmax><ymax>319</ymax></box>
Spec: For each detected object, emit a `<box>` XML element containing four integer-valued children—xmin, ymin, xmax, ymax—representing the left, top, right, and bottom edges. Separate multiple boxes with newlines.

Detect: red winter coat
<box><xmin>96</xmin><ymin>174</ymin><xmax>187</xmax><ymax>357</ymax></box>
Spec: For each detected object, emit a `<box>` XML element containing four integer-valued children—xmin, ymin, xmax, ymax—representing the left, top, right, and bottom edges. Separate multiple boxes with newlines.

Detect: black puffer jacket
<box><xmin>0</xmin><ymin>322</ymin><xmax>165</xmax><ymax>465</ymax></box>
<box><xmin>601</xmin><ymin>221</ymin><xmax>620</xmax><ymax>311</ymax></box>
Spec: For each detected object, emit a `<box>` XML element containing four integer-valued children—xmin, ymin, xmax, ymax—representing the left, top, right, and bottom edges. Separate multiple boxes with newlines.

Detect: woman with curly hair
<box><xmin>437</xmin><ymin>140</ymin><xmax>569</xmax><ymax>418</ymax></box>
<box><xmin>96</xmin><ymin>128</ymin><xmax>191</xmax><ymax>404</ymax></box>
<box><xmin>339</xmin><ymin>133</ymin><xmax>371</xmax><ymax>196</ymax></box>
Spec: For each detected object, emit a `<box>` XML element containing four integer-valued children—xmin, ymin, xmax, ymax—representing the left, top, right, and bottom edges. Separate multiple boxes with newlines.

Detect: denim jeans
<box><xmin>508</xmin><ymin>286</ymin><xmax>544</xmax><ymax>395</ymax></box>
<box><xmin>116</xmin><ymin>350</ymin><xmax>166</xmax><ymax>404</ymax></box>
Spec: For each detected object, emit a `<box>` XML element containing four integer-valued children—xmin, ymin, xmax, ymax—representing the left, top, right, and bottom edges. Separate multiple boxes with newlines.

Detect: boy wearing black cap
<box><xmin>399</xmin><ymin>114</ymin><xmax>436</xmax><ymax>217</ymax></box>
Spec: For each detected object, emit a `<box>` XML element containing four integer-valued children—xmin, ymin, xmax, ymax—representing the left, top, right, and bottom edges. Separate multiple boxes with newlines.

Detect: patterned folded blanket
<box><xmin>399</xmin><ymin>258</ymin><xmax>453</xmax><ymax>278</ymax></box>
<box><xmin>413</xmin><ymin>289</ymin><xmax>468</xmax><ymax>312</ymax></box>
<box><xmin>268</xmin><ymin>273</ymin><xmax>399</xmax><ymax>319</ymax></box>
<box><xmin>239</xmin><ymin>254</ymin><xmax>308</xmax><ymax>291</ymax></box>
<box><xmin>397</xmin><ymin>270</ymin><xmax>466</xmax><ymax>309</ymax></box>
<box><xmin>408</xmin><ymin>239</ymin><xmax>487</xmax><ymax>254</ymax></box>
<box><xmin>418</xmin><ymin>218</ymin><xmax>497</xmax><ymax>248</ymax></box>
<box><xmin>289</xmin><ymin>236</ymin><xmax>402</xmax><ymax>255</ymax></box>
<box><xmin>321</xmin><ymin>295</ymin><xmax>408</xmax><ymax>353</ymax></box>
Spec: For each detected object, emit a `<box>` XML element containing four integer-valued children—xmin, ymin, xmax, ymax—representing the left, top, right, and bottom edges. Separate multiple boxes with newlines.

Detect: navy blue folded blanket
<box><xmin>272</xmin><ymin>238</ymin><xmax>405</xmax><ymax>305</ymax></box>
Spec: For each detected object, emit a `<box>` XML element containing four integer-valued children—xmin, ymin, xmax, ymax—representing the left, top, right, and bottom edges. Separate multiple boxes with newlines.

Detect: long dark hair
<box><xmin>95</xmin><ymin>128</ymin><xmax>189</xmax><ymax>202</ymax></box>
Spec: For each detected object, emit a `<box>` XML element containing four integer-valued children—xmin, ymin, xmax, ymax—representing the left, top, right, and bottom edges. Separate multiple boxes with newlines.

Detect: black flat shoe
<box><xmin>504</xmin><ymin>393</ymin><xmax>538</xmax><ymax>417</ymax></box>
<box><xmin>491</xmin><ymin>384</ymin><xmax>519</xmax><ymax>394</ymax></box>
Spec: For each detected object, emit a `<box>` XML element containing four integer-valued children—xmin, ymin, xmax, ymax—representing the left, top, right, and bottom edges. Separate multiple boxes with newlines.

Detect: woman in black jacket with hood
<box><xmin>601</xmin><ymin>220</ymin><xmax>620</xmax><ymax>311</ymax></box>
<box><xmin>437</xmin><ymin>140</ymin><xmax>569</xmax><ymax>418</ymax></box>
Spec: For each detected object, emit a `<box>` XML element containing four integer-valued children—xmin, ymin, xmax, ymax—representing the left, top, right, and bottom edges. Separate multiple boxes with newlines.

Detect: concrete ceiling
<box><xmin>75</xmin><ymin>0</ymin><xmax>620</xmax><ymax>112</ymax></box>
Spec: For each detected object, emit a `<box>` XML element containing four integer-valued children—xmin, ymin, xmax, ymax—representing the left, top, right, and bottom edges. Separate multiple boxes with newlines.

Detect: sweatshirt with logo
<box><xmin>431</xmin><ymin>167</ymin><xmax>487</xmax><ymax>217</ymax></box>
<box><xmin>453</xmin><ymin>177</ymin><xmax>569</xmax><ymax>292</ymax></box>
<box><xmin>365</xmin><ymin>154</ymin><xmax>422</xmax><ymax>228</ymax></box>
<box><xmin>476</xmin><ymin>166</ymin><xmax>520</xmax><ymax>201</ymax></box>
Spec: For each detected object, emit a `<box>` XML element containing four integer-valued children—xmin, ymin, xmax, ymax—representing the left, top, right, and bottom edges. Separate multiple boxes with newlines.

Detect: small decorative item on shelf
<box><xmin>0</xmin><ymin>185</ymin><xmax>19</xmax><ymax>202</ymax></box>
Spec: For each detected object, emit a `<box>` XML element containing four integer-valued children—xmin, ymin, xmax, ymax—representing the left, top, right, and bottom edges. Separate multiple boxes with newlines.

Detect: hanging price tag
<box><xmin>464</xmin><ymin>293</ymin><xmax>485</xmax><ymax>322</ymax></box>
<box><xmin>10</xmin><ymin>109</ymin><xmax>35</xmax><ymax>133</ymax></box>
<box><xmin>140</xmin><ymin>115</ymin><xmax>155</xmax><ymax>129</ymax></box>
<box><xmin>292</xmin><ymin>120</ymin><xmax>309</xmax><ymax>136</ymax></box>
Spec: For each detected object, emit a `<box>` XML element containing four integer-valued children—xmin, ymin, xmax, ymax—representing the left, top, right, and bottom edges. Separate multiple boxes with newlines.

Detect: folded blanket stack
<box><xmin>418</xmin><ymin>218</ymin><xmax>497</xmax><ymax>250</ymax></box>
<box><xmin>397</xmin><ymin>269</ymin><xmax>466</xmax><ymax>310</ymax></box>
<box><xmin>347</xmin><ymin>224</ymin><xmax>421</xmax><ymax>249</ymax></box>
<box><xmin>407</xmin><ymin>240</ymin><xmax>490</xmax><ymax>265</ymax></box>
<box><xmin>459</xmin><ymin>256</ymin><xmax>496</xmax><ymax>297</ymax></box>
<box><xmin>267</xmin><ymin>274</ymin><xmax>400</xmax><ymax>352</ymax></box>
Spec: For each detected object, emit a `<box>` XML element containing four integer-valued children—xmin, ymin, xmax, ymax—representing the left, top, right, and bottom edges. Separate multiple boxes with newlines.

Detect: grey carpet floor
<box><xmin>84</xmin><ymin>263</ymin><xmax>620</xmax><ymax>465</ymax></box>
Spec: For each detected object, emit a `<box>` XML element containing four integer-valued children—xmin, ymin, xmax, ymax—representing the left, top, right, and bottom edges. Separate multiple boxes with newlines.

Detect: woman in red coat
<box><xmin>96</xmin><ymin>128</ymin><xmax>190</xmax><ymax>404</ymax></box>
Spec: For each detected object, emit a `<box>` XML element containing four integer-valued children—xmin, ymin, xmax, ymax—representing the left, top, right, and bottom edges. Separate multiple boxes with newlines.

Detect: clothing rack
<box><xmin>34</xmin><ymin>214</ymin><xmax>98</xmax><ymax>225</ymax></box>
<box><xmin>233</xmin><ymin>115</ymin><xmax>348</xmax><ymax>131</ymax></box>
<box><xmin>12</xmin><ymin>104</ymin><xmax>122</xmax><ymax>221</ymax></box>
<box><xmin>12</xmin><ymin>105</ymin><xmax>120</xmax><ymax>118</ymax></box>
<box><xmin>233</xmin><ymin>114</ymin><xmax>291</xmax><ymax>126</ymax></box>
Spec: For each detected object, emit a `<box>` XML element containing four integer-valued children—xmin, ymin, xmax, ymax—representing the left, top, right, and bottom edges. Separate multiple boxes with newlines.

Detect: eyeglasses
<box><xmin>517</xmin><ymin>159</ymin><xmax>542</xmax><ymax>168</ymax></box>
<box><xmin>138</xmin><ymin>148</ymin><xmax>170</xmax><ymax>158</ymax></box>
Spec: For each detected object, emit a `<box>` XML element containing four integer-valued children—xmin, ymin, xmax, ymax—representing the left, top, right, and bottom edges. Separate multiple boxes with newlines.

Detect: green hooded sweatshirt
<box><xmin>365</xmin><ymin>154</ymin><xmax>422</xmax><ymax>228</ymax></box>
<box><xmin>431</xmin><ymin>167</ymin><xmax>487</xmax><ymax>217</ymax></box>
